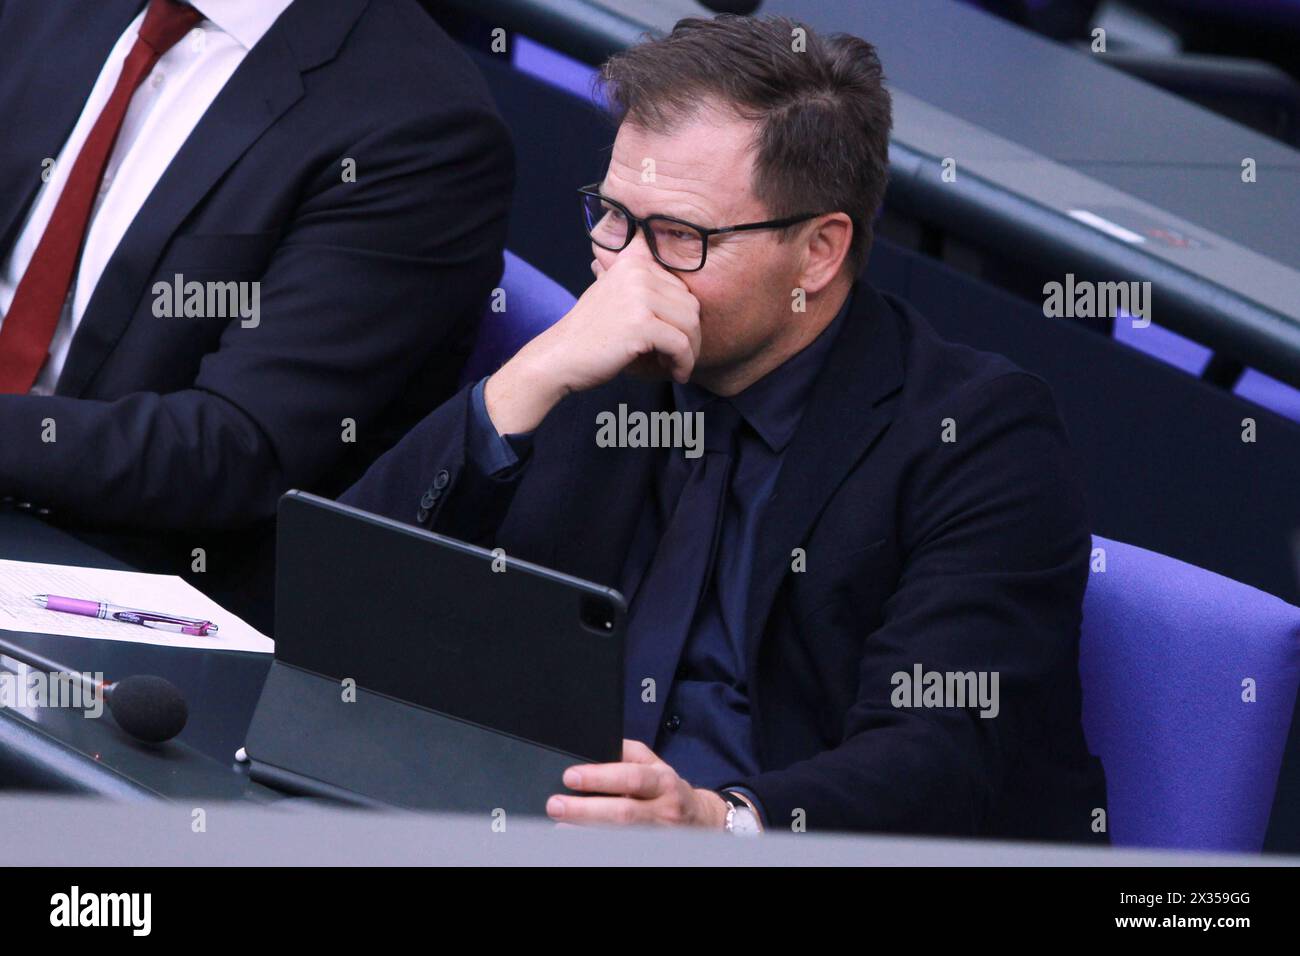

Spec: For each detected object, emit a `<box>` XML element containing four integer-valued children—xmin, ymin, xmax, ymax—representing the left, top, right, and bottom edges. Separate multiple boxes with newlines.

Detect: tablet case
<box><xmin>244</xmin><ymin>491</ymin><xmax>625</xmax><ymax>815</ymax></box>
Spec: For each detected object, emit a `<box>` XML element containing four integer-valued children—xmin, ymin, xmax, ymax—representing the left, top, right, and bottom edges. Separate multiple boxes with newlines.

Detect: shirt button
<box><xmin>433</xmin><ymin>469</ymin><xmax>450</xmax><ymax>490</ymax></box>
<box><xmin>663</xmin><ymin>714</ymin><xmax>681</xmax><ymax>733</ymax></box>
<box><xmin>151</xmin><ymin>72</ymin><xmax>165</xmax><ymax>89</ymax></box>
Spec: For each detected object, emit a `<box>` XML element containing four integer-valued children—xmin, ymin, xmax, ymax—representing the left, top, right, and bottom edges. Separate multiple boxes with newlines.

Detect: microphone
<box><xmin>104</xmin><ymin>675</ymin><xmax>190</xmax><ymax>744</ymax></box>
<box><xmin>0</xmin><ymin>637</ymin><xmax>189</xmax><ymax>744</ymax></box>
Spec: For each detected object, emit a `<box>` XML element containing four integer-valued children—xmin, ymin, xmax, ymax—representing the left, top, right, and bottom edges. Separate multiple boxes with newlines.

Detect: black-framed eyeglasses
<box><xmin>579</xmin><ymin>184</ymin><xmax>829</xmax><ymax>273</ymax></box>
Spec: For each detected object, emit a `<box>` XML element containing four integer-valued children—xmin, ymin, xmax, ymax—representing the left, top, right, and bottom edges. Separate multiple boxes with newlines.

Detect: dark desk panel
<box><xmin>0</xmin><ymin>511</ymin><xmax>272</xmax><ymax>800</ymax></box>
<box><xmin>1070</xmin><ymin>163</ymin><xmax>1300</xmax><ymax>268</ymax></box>
<box><xmin>807</xmin><ymin>2</ymin><xmax>1300</xmax><ymax>172</ymax></box>
<box><xmin>0</xmin><ymin>511</ymin><xmax>132</xmax><ymax>570</ymax></box>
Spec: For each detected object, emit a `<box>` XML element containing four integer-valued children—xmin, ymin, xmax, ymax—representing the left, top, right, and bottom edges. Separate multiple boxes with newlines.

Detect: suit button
<box><xmin>433</xmin><ymin>469</ymin><xmax>450</xmax><ymax>490</ymax></box>
<box><xmin>420</xmin><ymin>490</ymin><xmax>436</xmax><ymax>509</ymax></box>
<box><xmin>664</xmin><ymin>714</ymin><xmax>681</xmax><ymax>733</ymax></box>
<box><xmin>416</xmin><ymin>507</ymin><xmax>430</xmax><ymax>524</ymax></box>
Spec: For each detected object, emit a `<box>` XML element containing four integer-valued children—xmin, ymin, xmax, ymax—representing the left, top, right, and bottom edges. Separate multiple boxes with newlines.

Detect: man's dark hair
<box><xmin>598</xmin><ymin>15</ymin><xmax>892</xmax><ymax>277</ymax></box>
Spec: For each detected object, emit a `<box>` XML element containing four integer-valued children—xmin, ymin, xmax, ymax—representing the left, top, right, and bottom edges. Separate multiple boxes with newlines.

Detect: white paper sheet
<box><xmin>0</xmin><ymin>559</ymin><xmax>273</xmax><ymax>653</ymax></box>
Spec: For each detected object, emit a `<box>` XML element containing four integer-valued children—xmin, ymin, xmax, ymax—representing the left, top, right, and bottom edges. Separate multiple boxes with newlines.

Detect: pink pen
<box><xmin>32</xmin><ymin>594</ymin><xmax>219</xmax><ymax>637</ymax></box>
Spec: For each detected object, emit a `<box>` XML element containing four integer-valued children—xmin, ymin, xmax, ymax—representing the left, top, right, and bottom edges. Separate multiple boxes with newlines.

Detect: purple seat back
<box><xmin>461</xmin><ymin>251</ymin><xmax>575</xmax><ymax>386</ymax></box>
<box><xmin>1081</xmin><ymin>535</ymin><xmax>1300</xmax><ymax>850</ymax></box>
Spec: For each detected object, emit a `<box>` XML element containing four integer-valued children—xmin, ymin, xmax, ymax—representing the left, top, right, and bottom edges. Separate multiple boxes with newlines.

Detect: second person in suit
<box><xmin>0</xmin><ymin>0</ymin><xmax>513</xmax><ymax>626</ymax></box>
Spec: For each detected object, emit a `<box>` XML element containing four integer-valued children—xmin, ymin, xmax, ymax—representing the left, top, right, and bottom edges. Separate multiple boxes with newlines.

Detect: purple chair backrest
<box><xmin>460</xmin><ymin>251</ymin><xmax>576</xmax><ymax>387</ymax></box>
<box><xmin>1081</xmin><ymin>535</ymin><xmax>1300</xmax><ymax>850</ymax></box>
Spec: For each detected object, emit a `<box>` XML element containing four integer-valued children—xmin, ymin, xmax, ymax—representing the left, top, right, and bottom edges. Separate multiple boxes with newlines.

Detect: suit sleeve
<box><xmin>0</xmin><ymin>97</ymin><xmax>513</xmax><ymax>531</ymax></box>
<box><xmin>732</xmin><ymin>371</ymin><xmax>1092</xmax><ymax>836</ymax></box>
<box><xmin>338</xmin><ymin>381</ymin><xmax>533</xmax><ymax>547</ymax></box>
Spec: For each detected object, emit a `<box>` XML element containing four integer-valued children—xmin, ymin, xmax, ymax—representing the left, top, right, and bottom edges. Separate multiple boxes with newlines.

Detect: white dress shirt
<box><xmin>0</xmin><ymin>0</ymin><xmax>294</xmax><ymax>395</ymax></box>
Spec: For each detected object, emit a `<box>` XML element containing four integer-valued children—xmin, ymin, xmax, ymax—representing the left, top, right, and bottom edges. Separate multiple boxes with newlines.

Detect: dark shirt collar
<box><xmin>674</xmin><ymin>289</ymin><xmax>853</xmax><ymax>453</ymax></box>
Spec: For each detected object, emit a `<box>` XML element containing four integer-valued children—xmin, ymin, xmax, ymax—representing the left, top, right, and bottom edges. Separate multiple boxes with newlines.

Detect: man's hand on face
<box><xmin>546</xmin><ymin>739</ymin><xmax>730</xmax><ymax>830</ymax></box>
<box><xmin>483</xmin><ymin>239</ymin><xmax>701</xmax><ymax>435</ymax></box>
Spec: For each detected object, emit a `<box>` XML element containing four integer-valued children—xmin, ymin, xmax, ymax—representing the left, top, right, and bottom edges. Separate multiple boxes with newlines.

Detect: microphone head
<box><xmin>106</xmin><ymin>675</ymin><xmax>189</xmax><ymax>744</ymax></box>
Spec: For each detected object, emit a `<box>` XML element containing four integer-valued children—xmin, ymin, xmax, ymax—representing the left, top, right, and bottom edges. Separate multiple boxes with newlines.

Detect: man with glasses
<box><xmin>580</xmin><ymin>184</ymin><xmax>827</xmax><ymax>274</ymax></box>
<box><xmin>344</xmin><ymin>15</ymin><xmax>1106</xmax><ymax>841</ymax></box>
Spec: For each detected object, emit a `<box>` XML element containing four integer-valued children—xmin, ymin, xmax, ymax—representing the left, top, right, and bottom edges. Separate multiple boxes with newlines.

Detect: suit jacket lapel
<box><xmin>546</xmin><ymin>378</ymin><xmax>669</xmax><ymax>593</ymax></box>
<box><xmin>743</xmin><ymin>283</ymin><xmax>906</xmax><ymax>677</ymax></box>
<box><xmin>0</xmin><ymin>0</ymin><xmax>144</xmax><ymax>256</ymax></box>
<box><xmin>57</xmin><ymin>0</ymin><xmax>371</xmax><ymax>397</ymax></box>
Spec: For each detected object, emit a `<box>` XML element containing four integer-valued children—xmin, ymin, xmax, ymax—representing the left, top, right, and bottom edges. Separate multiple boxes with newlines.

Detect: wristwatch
<box><xmin>720</xmin><ymin>790</ymin><xmax>763</xmax><ymax>836</ymax></box>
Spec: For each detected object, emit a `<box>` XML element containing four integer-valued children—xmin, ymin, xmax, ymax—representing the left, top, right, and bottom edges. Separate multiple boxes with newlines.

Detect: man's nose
<box><xmin>621</xmin><ymin>227</ymin><xmax>656</xmax><ymax>262</ymax></box>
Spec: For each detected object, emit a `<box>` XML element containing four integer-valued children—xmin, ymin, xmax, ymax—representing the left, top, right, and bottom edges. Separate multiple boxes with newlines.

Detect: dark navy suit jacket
<box><xmin>342</xmin><ymin>281</ymin><xmax>1108</xmax><ymax>841</ymax></box>
<box><xmin>0</xmin><ymin>0</ymin><xmax>513</xmax><ymax>621</ymax></box>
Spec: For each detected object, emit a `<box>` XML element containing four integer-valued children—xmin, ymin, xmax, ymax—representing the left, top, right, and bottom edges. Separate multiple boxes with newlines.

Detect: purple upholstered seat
<box><xmin>460</xmin><ymin>250</ymin><xmax>575</xmax><ymax>386</ymax></box>
<box><xmin>1081</xmin><ymin>535</ymin><xmax>1300</xmax><ymax>850</ymax></box>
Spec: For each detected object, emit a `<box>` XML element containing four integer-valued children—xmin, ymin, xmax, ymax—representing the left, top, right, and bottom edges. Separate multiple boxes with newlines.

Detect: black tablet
<box><xmin>272</xmin><ymin>491</ymin><xmax>625</xmax><ymax>763</ymax></box>
<box><xmin>244</xmin><ymin>491</ymin><xmax>625</xmax><ymax>814</ymax></box>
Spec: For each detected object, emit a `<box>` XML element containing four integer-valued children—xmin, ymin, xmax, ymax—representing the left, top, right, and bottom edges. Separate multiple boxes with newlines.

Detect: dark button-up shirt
<box><xmin>466</xmin><ymin>295</ymin><xmax>850</xmax><ymax>792</ymax></box>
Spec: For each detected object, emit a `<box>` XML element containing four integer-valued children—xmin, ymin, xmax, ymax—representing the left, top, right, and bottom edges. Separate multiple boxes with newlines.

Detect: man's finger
<box><xmin>547</xmin><ymin>794</ymin><xmax>650</xmax><ymax>827</ymax></box>
<box><xmin>622</xmin><ymin>739</ymin><xmax>658</xmax><ymax>763</ymax></box>
<box><xmin>639</xmin><ymin>279</ymin><xmax>701</xmax><ymax>357</ymax></box>
<box><xmin>563</xmin><ymin>760</ymin><xmax>662</xmax><ymax>797</ymax></box>
<box><xmin>639</xmin><ymin>319</ymin><xmax>695</xmax><ymax>384</ymax></box>
<box><xmin>652</xmin><ymin>301</ymin><xmax>701</xmax><ymax>362</ymax></box>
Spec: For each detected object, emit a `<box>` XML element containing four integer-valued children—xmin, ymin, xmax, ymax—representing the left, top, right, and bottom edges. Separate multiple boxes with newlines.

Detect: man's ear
<box><xmin>798</xmin><ymin>213</ymin><xmax>853</xmax><ymax>294</ymax></box>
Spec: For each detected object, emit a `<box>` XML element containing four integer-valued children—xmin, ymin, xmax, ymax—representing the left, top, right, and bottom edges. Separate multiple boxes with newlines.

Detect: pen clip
<box><xmin>141</xmin><ymin>611</ymin><xmax>209</xmax><ymax>627</ymax></box>
<box><xmin>115</xmin><ymin>611</ymin><xmax>213</xmax><ymax>629</ymax></box>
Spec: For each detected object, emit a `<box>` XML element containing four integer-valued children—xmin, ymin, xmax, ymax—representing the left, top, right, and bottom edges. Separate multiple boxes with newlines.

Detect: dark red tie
<box><xmin>0</xmin><ymin>0</ymin><xmax>202</xmax><ymax>394</ymax></box>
